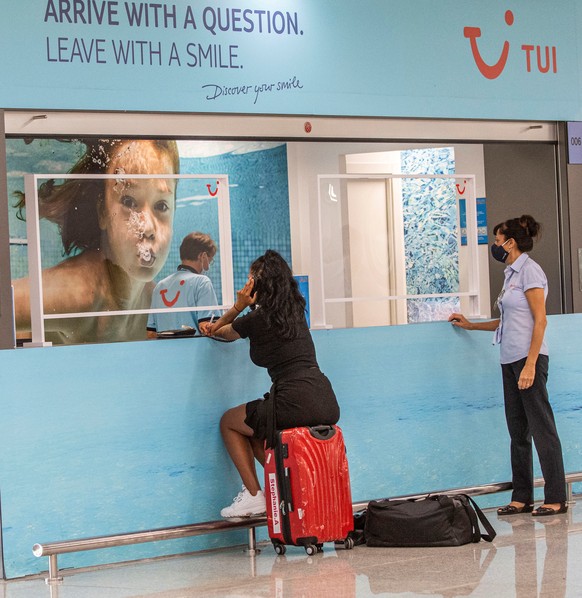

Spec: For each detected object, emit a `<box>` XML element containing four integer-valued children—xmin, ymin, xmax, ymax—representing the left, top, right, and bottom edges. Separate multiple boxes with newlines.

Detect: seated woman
<box><xmin>201</xmin><ymin>250</ymin><xmax>340</xmax><ymax>518</ymax></box>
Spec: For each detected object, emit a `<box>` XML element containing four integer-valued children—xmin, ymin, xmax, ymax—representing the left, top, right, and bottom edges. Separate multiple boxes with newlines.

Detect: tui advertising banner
<box><xmin>0</xmin><ymin>0</ymin><xmax>580</xmax><ymax>120</ymax></box>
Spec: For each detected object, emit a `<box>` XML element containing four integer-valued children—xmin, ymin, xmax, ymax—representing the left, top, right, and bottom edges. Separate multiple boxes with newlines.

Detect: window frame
<box><xmin>23</xmin><ymin>172</ymin><xmax>233</xmax><ymax>347</ymax></box>
<box><xmin>315</xmin><ymin>173</ymin><xmax>480</xmax><ymax>328</ymax></box>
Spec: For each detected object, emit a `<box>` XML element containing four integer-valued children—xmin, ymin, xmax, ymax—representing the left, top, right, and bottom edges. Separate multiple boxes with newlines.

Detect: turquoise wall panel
<box><xmin>1</xmin><ymin>314</ymin><xmax>581</xmax><ymax>577</ymax></box>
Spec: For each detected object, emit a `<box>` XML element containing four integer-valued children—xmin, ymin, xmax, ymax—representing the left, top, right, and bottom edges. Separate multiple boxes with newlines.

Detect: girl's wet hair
<box><xmin>15</xmin><ymin>139</ymin><xmax>179</xmax><ymax>255</ymax></box>
<box><xmin>493</xmin><ymin>214</ymin><xmax>541</xmax><ymax>253</ymax></box>
<box><xmin>249</xmin><ymin>249</ymin><xmax>306</xmax><ymax>340</ymax></box>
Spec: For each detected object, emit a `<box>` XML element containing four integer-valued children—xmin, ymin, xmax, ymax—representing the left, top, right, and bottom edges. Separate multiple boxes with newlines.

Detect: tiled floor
<box><xmin>1</xmin><ymin>500</ymin><xmax>579</xmax><ymax>597</ymax></box>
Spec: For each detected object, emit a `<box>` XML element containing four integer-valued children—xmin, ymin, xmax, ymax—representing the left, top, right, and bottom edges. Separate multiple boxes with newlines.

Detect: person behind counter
<box><xmin>449</xmin><ymin>215</ymin><xmax>567</xmax><ymax>517</ymax></box>
<box><xmin>147</xmin><ymin>232</ymin><xmax>219</xmax><ymax>337</ymax></box>
<box><xmin>200</xmin><ymin>249</ymin><xmax>340</xmax><ymax>518</ymax></box>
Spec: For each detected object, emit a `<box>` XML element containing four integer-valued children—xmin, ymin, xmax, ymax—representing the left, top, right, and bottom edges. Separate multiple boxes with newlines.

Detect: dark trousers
<box><xmin>501</xmin><ymin>355</ymin><xmax>566</xmax><ymax>504</ymax></box>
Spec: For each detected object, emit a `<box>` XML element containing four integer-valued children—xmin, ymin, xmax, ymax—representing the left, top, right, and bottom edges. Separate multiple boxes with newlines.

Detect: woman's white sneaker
<box><xmin>221</xmin><ymin>485</ymin><xmax>266</xmax><ymax>518</ymax></box>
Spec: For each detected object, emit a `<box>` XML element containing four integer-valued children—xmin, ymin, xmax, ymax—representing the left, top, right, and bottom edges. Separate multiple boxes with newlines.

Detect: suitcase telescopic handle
<box><xmin>309</xmin><ymin>425</ymin><xmax>336</xmax><ymax>440</ymax></box>
<box><xmin>284</xmin><ymin>467</ymin><xmax>294</xmax><ymax>512</ymax></box>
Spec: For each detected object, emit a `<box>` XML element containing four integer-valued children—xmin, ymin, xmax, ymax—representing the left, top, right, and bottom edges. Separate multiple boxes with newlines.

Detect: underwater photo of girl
<box><xmin>11</xmin><ymin>139</ymin><xmax>179</xmax><ymax>344</ymax></box>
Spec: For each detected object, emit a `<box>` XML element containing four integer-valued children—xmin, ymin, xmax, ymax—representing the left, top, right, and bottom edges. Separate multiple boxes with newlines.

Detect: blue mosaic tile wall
<box><xmin>178</xmin><ymin>144</ymin><xmax>291</xmax><ymax>298</ymax></box>
<box><xmin>400</xmin><ymin>147</ymin><xmax>460</xmax><ymax>322</ymax></box>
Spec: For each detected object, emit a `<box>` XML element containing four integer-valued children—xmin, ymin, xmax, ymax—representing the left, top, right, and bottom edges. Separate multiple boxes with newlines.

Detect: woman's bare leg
<box><xmin>220</xmin><ymin>405</ymin><xmax>262</xmax><ymax>495</ymax></box>
<box><xmin>250</xmin><ymin>437</ymin><xmax>265</xmax><ymax>467</ymax></box>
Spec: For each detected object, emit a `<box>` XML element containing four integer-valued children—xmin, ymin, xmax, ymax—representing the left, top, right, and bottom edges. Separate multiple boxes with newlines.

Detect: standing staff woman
<box><xmin>201</xmin><ymin>250</ymin><xmax>340</xmax><ymax>518</ymax></box>
<box><xmin>449</xmin><ymin>215</ymin><xmax>567</xmax><ymax>517</ymax></box>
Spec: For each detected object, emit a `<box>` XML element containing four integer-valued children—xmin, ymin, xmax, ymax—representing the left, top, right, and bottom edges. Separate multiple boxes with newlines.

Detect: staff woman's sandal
<box><xmin>532</xmin><ymin>503</ymin><xmax>568</xmax><ymax>516</ymax></box>
<box><xmin>497</xmin><ymin>503</ymin><xmax>535</xmax><ymax>516</ymax></box>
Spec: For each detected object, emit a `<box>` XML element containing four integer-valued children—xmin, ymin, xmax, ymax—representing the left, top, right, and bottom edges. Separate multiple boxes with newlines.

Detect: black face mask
<box><xmin>490</xmin><ymin>240</ymin><xmax>510</xmax><ymax>263</ymax></box>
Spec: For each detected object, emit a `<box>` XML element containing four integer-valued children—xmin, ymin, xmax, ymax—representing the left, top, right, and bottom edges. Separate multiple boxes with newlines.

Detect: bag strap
<box><xmin>265</xmin><ymin>383</ymin><xmax>277</xmax><ymax>449</ymax></box>
<box><xmin>463</xmin><ymin>494</ymin><xmax>496</xmax><ymax>542</ymax></box>
<box><xmin>462</xmin><ymin>498</ymin><xmax>482</xmax><ymax>543</ymax></box>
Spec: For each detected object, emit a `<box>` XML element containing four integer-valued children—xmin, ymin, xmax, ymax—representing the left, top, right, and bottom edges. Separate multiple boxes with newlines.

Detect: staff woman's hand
<box><xmin>235</xmin><ymin>276</ymin><xmax>257</xmax><ymax>311</ymax></box>
<box><xmin>518</xmin><ymin>362</ymin><xmax>536</xmax><ymax>390</ymax></box>
<box><xmin>448</xmin><ymin>313</ymin><xmax>472</xmax><ymax>329</ymax></box>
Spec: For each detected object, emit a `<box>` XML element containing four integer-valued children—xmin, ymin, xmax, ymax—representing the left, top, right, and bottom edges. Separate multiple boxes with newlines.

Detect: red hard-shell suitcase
<box><xmin>264</xmin><ymin>424</ymin><xmax>354</xmax><ymax>555</ymax></box>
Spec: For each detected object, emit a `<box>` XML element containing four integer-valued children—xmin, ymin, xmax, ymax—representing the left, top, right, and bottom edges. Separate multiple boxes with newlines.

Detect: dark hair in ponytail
<box><xmin>250</xmin><ymin>250</ymin><xmax>306</xmax><ymax>340</ymax></box>
<box><xmin>493</xmin><ymin>214</ymin><xmax>541</xmax><ymax>252</ymax></box>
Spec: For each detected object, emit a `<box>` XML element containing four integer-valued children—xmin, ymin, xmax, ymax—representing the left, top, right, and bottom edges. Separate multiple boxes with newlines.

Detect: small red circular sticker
<box><xmin>304</xmin><ymin>122</ymin><xmax>312</xmax><ymax>133</ymax></box>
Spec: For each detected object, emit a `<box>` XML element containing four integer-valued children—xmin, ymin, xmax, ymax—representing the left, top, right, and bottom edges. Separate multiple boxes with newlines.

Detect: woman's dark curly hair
<box><xmin>493</xmin><ymin>214</ymin><xmax>541</xmax><ymax>253</ymax></box>
<box><xmin>15</xmin><ymin>139</ymin><xmax>179</xmax><ymax>255</ymax></box>
<box><xmin>250</xmin><ymin>250</ymin><xmax>306</xmax><ymax>340</ymax></box>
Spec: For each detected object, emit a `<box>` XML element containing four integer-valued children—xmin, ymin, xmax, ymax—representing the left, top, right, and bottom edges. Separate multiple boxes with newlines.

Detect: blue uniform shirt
<box><xmin>147</xmin><ymin>266</ymin><xmax>219</xmax><ymax>334</ymax></box>
<box><xmin>495</xmin><ymin>253</ymin><xmax>548</xmax><ymax>364</ymax></box>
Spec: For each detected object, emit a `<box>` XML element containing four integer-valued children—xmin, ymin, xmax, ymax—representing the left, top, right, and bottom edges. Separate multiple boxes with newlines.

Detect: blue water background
<box><xmin>176</xmin><ymin>144</ymin><xmax>291</xmax><ymax>297</ymax></box>
<box><xmin>6</xmin><ymin>139</ymin><xmax>291</xmax><ymax>305</ymax></box>
<box><xmin>1</xmin><ymin>315</ymin><xmax>581</xmax><ymax>577</ymax></box>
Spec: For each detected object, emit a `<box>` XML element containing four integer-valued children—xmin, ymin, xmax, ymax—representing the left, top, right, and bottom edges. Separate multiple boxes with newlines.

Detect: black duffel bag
<box><xmin>364</xmin><ymin>494</ymin><xmax>496</xmax><ymax>547</ymax></box>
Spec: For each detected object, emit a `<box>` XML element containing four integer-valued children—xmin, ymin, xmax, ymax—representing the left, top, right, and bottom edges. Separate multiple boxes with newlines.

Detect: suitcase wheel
<box><xmin>344</xmin><ymin>537</ymin><xmax>355</xmax><ymax>550</ymax></box>
<box><xmin>316</xmin><ymin>543</ymin><xmax>324</xmax><ymax>553</ymax></box>
<box><xmin>305</xmin><ymin>544</ymin><xmax>317</xmax><ymax>556</ymax></box>
<box><xmin>273</xmin><ymin>543</ymin><xmax>286</xmax><ymax>556</ymax></box>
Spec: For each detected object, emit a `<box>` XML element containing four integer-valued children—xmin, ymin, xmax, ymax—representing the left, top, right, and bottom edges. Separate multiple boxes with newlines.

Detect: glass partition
<box><xmin>317</xmin><ymin>173</ymin><xmax>479</xmax><ymax>329</ymax></box>
<box><xmin>7</xmin><ymin>138</ymin><xmax>291</xmax><ymax>346</ymax></box>
<box><xmin>21</xmin><ymin>172</ymin><xmax>232</xmax><ymax>346</ymax></box>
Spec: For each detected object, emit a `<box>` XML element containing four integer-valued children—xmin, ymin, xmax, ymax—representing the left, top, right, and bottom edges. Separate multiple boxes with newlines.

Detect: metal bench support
<box><xmin>34</xmin><ymin>473</ymin><xmax>581</xmax><ymax>584</ymax></box>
